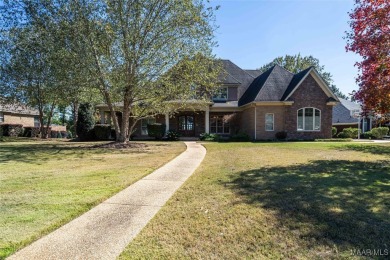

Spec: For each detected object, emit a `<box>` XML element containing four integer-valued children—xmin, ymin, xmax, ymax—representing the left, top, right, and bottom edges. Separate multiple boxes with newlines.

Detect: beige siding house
<box><xmin>0</xmin><ymin>103</ymin><xmax>39</xmax><ymax>127</ymax></box>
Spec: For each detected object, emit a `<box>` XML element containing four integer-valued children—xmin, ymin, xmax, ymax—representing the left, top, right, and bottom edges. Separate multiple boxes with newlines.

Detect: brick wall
<box><xmin>284</xmin><ymin>74</ymin><xmax>333</xmax><ymax>139</ymax></box>
<box><xmin>240</xmin><ymin>107</ymin><xmax>255</xmax><ymax>139</ymax></box>
<box><xmin>1</xmin><ymin>112</ymin><xmax>36</xmax><ymax>127</ymax></box>
<box><xmin>255</xmin><ymin>106</ymin><xmax>286</xmax><ymax>140</ymax></box>
<box><xmin>169</xmin><ymin>111</ymin><xmax>205</xmax><ymax>136</ymax></box>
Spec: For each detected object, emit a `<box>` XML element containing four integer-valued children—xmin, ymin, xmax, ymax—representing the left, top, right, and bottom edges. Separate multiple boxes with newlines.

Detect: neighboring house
<box><xmin>332</xmin><ymin>98</ymin><xmax>373</xmax><ymax>133</ymax></box>
<box><xmin>0</xmin><ymin>103</ymin><xmax>40</xmax><ymax>127</ymax></box>
<box><xmin>97</xmin><ymin>60</ymin><xmax>339</xmax><ymax>140</ymax></box>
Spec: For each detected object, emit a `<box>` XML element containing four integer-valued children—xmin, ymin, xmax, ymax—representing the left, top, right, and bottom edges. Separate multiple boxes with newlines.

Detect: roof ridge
<box><xmin>238</xmin><ymin>66</ymin><xmax>275</xmax><ymax>105</ymax></box>
<box><xmin>240</xmin><ymin>67</ymin><xmax>256</xmax><ymax>78</ymax></box>
<box><xmin>225</xmin><ymin>69</ymin><xmax>241</xmax><ymax>84</ymax></box>
<box><xmin>222</xmin><ymin>59</ymin><xmax>252</xmax><ymax>82</ymax></box>
<box><xmin>273</xmin><ymin>64</ymin><xmax>294</xmax><ymax>75</ymax></box>
<box><xmin>254</xmin><ymin>65</ymin><xmax>279</xmax><ymax>99</ymax></box>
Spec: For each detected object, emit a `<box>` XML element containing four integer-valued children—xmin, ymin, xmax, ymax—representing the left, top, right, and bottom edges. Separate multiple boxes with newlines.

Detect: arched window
<box><xmin>297</xmin><ymin>108</ymin><xmax>321</xmax><ymax>131</ymax></box>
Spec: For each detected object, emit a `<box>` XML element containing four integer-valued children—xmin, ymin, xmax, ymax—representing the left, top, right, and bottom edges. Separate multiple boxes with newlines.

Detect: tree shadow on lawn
<box><xmin>337</xmin><ymin>144</ymin><xmax>390</xmax><ymax>155</ymax></box>
<box><xmin>0</xmin><ymin>142</ymin><xmax>152</xmax><ymax>165</ymax></box>
<box><xmin>227</xmin><ymin>160</ymin><xmax>390</xmax><ymax>252</ymax></box>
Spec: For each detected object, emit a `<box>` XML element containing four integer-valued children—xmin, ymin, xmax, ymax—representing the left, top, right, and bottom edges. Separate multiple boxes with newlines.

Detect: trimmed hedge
<box><xmin>315</xmin><ymin>138</ymin><xmax>352</xmax><ymax>142</ymax></box>
<box><xmin>199</xmin><ymin>133</ymin><xmax>220</xmax><ymax>141</ymax></box>
<box><xmin>275</xmin><ymin>131</ymin><xmax>287</xmax><ymax>140</ymax></box>
<box><xmin>337</xmin><ymin>127</ymin><xmax>359</xmax><ymax>139</ymax></box>
<box><xmin>230</xmin><ymin>132</ymin><xmax>250</xmax><ymax>142</ymax></box>
<box><xmin>147</xmin><ymin>123</ymin><xmax>166</xmax><ymax>140</ymax></box>
<box><xmin>362</xmin><ymin>130</ymin><xmax>373</xmax><ymax>139</ymax></box>
<box><xmin>332</xmin><ymin>127</ymin><xmax>337</xmax><ymax>137</ymax></box>
<box><xmin>371</xmin><ymin>127</ymin><xmax>389</xmax><ymax>139</ymax></box>
<box><xmin>166</xmin><ymin>130</ymin><xmax>181</xmax><ymax>141</ymax></box>
<box><xmin>94</xmin><ymin>124</ymin><xmax>111</xmax><ymax>140</ymax></box>
<box><xmin>0</xmin><ymin>124</ymin><xmax>24</xmax><ymax>137</ymax></box>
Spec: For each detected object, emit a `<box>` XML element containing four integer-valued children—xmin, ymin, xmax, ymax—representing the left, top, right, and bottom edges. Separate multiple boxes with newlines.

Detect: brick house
<box><xmin>97</xmin><ymin>60</ymin><xmax>339</xmax><ymax>140</ymax></box>
<box><xmin>0</xmin><ymin>103</ymin><xmax>40</xmax><ymax>127</ymax></box>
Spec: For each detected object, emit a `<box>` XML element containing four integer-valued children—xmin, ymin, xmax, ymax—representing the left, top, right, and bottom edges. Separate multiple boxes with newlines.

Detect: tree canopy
<box><xmin>1</xmin><ymin>0</ymin><xmax>221</xmax><ymax>142</ymax></box>
<box><xmin>257</xmin><ymin>54</ymin><xmax>347</xmax><ymax>99</ymax></box>
<box><xmin>346</xmin><ymin>0</ymin><xmax>390</xmax><ymax>114</ymax></box>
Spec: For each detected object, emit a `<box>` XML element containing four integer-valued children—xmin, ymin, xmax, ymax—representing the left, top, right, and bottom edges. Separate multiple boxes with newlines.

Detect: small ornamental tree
<box><xmin>346</xmin><ymin>0</ymin><xmax>390</xmax><ymax>114</ymax></box>
<box><xmin>76</xmin><ymin>103</ymin><xmax>95</xmax><ymax>141</ymax></box>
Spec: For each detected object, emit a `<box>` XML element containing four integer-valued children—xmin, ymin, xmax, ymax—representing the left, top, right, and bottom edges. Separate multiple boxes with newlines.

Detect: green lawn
<box><xmin>0</xmin><ymin>139</ymin><xmax>185</xmax><ymax>259</ymax></box>
<box><xmin>120</xmin><ymin>142</ymin><xmax>390</xmax><ymax>259</ymax></box>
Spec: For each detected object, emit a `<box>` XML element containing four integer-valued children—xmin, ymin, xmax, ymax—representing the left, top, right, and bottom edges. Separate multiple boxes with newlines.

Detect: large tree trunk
<box><xmin>118</xmin><ymin>101</ymin><xmax>130</xmax><ymax>143</ymax></box>
<box><xmin>72</xmin><ymin>101</ymin><xmax>79</xmax><ymax>137</ymax></box>
<box><xmin>44</xmin><ymin>102</ymin><xmax>56</xmax><ymax>139</ymax></box>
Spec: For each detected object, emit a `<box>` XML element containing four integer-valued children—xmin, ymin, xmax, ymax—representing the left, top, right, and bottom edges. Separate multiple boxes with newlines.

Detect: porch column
<box><xmin>100</xmin><ymin>110</ymin><xmax>105</xmax><ymax>124</ymax></box>
<box><xmin>165</xmin><ymin>113</ymin><xmax>170</xmax><ymax>132</ymax></box>
<box><xmin>205</xmin><ymin>106</ymin><xmax>210</xmax><ymax>134</ymax></box>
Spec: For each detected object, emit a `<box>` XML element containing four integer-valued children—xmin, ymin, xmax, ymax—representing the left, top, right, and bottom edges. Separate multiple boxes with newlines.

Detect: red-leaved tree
<box><xmin>346</xmin><ymin>0</ymin><xmax>390</xmax><ymax>114</ymax></box>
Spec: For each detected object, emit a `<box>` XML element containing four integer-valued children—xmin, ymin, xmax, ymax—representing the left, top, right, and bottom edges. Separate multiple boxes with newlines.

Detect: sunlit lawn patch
<box><xmin>120</xmin><ymin>142</ymin><xmax>390</xmax><ymax>259</ymax></box>
<box><xmin>0</xmin><ymin>139</ymin><xmax>185</xmax><ymax>259</ymax></box>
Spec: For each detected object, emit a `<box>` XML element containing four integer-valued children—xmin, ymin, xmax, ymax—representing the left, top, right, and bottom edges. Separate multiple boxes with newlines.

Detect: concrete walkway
<box><xmin>9</xmin><ymin>142</ymin><xmax>206</xmax><ymax>260</ymax></box>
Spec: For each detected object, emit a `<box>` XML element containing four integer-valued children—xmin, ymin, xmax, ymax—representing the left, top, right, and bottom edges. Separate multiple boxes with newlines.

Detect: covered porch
<box><xmin>98</xmin><ymin>109</ymin><xmax>241</xmax><ymax>139</ymax></box>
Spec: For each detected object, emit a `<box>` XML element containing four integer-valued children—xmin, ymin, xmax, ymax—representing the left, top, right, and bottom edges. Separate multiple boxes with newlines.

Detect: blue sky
<box><xmin>211</xmin><ymin>0</ymin><xmax>360</xmax><ymax>97</ymax></box>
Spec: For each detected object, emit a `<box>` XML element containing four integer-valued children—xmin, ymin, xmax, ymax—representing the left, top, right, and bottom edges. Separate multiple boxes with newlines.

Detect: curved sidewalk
<box><xmin>9</xmin><ymin>142</ymin><xmax>206</xmax><ymax>260</ymax></box>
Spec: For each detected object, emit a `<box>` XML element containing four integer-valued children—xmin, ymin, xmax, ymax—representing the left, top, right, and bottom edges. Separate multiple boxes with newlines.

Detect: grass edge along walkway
<box><xmin>8</xmin><ymin>142</ymin><xmax>206</xmax><ymax>260</ymax></box>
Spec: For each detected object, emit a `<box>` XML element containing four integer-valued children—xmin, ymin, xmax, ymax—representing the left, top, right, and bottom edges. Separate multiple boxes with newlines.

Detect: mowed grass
<box><xmin>120</xmin><ymin>142</ymin><xmax>390</xmax><ymax>259</ymax></box>
<box><xmin>0</xmin><ymin>139</ymin><xmax>185</xmax><ymax>259</ymax></box>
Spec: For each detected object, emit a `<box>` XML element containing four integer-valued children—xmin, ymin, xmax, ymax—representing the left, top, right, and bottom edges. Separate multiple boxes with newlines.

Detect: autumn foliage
<box><xmin>346</xmin><ymin>0</ymin><xmax>390</xmax><ymax>114</ymax></box>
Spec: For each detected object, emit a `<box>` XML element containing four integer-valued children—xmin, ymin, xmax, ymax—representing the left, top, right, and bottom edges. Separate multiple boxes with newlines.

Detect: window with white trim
<box><xmin>210</xmin><ymin>115</ymin><xmax>230</xmax><ymax>134</ymax></box>
<box><xmin>141</xmin><ymin>118</ymin><xmax>156</xmax><ymax>135</ymax></box>
<box><xmin>0</xmin><ymin>112</ymin><xmax>3</xmax><ymax>123</ymax></box>
<box><xmin>265</xmin><ymin>113</ymin><xmax>274</xmax><ymax>131</ymax></box>
<box><xmin>297</xmin><ymin>108</ymin><xmax>321</xmax><ymax>131</ymax></box>
<box><xmin>212</xmin><ymin>87</ymin><xmax>228</xmax><ymax>101</ymax></box>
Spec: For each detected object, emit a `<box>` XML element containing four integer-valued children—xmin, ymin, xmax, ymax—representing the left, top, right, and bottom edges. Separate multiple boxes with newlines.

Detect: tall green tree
<box><xmin>10</xmin><ymin>0</ymin><xmax>220</xmax><ymax>143</ymax></box>
<box><xmin>0</xmin><ymin>24</ymin><xmax>63</xmax><ymax>138</ymax></box>
<box><xmin>258</xmin><ymin>54</ymin><xmax>347</xmax><ymax>99</ymax></box>
<box><xmin>1</xmin><ymin>0</ymin><xmax>98</xmax><ymax>138</ymax></box>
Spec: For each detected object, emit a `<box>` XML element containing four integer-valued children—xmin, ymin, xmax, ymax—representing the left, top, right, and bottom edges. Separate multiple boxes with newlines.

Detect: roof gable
<box><xmin>282</xmin><ymin>67</ymin><xmax>339</xmax><ymax>101</ymax></box>
<box><xmin>255</xmin><ymin>65</ymin><xmax>294</xmax><ymax>101</ymax></box>
<box><xmin>238</xmin><ymin>66</ymin><xmax>274</xmax><ymax>106</ymax></box>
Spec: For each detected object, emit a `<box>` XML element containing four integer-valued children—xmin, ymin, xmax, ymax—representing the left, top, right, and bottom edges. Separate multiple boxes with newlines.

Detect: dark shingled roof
<box><xmin>238</xmin><ymin>65</ymin><xmax>294</xmax><ymax>105</ymax></box>
<box><xmin>244</xmin><ymin>69</ymin><xmax>263</xmax><ymax>78</ymax></box>
<box><xmin>220</xmin><ymin>60</ymin><xmax>336</xmax><ymax>106</ymax></box>
<box><xmin>0</xmin><ymin>103</ymin><xmax>39</xmax><ymax>115</ymax></box>
<box><xmin>332</xmin><ymin>98</ymin><xmax>361</xmax><ymax>124</ymax></box>
<box><xmin>281</xmin><ymin>67</ymin><xmax>313</xmax><ymax>101</ymax></box>
<box><xmin>255</xmin><ymin>65</ymin><xmax>294</xmax><ymax>101</ymax></box>
<box><xmin>238</xmin><ymin>66</ymin><xmax>274</xmax><ymax>106</ymax></box>
<box><xmin>219</xmin><ymin>60</ymin><xmax>255</xmax><ymax>98</ymax></box>
<box><xmin>218</xmin><ymin>60</ymin><xmax>254</xmax><ymax>84</ymax></box>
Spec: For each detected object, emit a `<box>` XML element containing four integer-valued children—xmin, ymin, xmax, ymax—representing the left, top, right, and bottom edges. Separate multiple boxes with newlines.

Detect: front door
<box><xmin>178</xmin><ymin>115</ymin><xmax>195</xmax><ymax>137</ymax></box>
